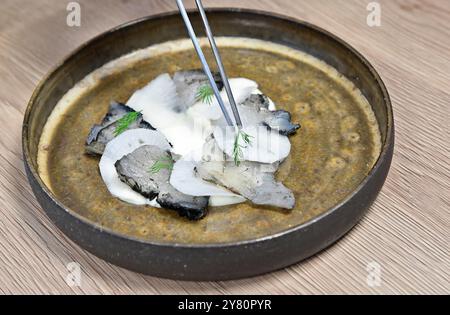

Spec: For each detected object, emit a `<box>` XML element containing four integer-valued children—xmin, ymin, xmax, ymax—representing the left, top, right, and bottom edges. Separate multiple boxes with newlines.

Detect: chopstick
<box><xmin>176</xmin><ymin>0</ymin><xmax>243</xmax><ymax>128</ymax></box>
<box><xmin>194</xmin><ymin>0</ymin><xmax>243</xmax><ymax>128</ymax></box>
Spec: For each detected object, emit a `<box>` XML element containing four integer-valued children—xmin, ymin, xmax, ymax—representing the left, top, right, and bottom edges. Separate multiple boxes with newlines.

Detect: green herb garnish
<box><xmin>149</xmin><ymin>156</ymin><xmax>174</xmax><ymax>174</ymax></box>
<box><xmin>114</xmin><ymin>111</ymin><xmax>141</xmax><ymax>136</ymax></box>
<box><xmin>232</xmin><ymin>130</ymin><xmax>253</xmax><ymax>166</ymax></box>
<box><xmin>196</xmin><ymin>85</ymin><xmax>214</xmax><ymax>105</ymax></box>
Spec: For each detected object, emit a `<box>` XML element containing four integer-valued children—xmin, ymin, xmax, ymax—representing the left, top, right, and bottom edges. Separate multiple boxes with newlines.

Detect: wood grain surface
<box><xmin>0</xmin><ymin>0</ymin><xmax>448</xmax><ymax>295</ymax></box>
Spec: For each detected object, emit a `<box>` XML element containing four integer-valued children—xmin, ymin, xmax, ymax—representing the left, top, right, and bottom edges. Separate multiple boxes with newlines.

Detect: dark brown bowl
<box><xmin>22</xmin><ymin>9</ymin><xmax>394</xmax><ymax>280</ymax></box>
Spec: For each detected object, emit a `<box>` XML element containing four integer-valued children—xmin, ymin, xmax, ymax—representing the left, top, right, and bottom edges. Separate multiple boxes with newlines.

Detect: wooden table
<box><xmin>0</xmin><ymin>0</ymin><xmax>448</xmax><ymax>295</ymax></box>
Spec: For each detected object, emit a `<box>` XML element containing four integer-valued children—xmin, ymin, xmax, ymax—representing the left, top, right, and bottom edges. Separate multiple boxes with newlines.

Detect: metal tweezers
<box><xmin>176</xmin><ymin>0</ymin><xmax>242</xmax><ymax>128</ymax></box>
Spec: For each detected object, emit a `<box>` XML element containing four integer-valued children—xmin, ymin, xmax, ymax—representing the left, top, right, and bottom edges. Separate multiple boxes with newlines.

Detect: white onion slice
<box><xmin>126</xmin><ymin>73</ymin><xmax>208</xmax><ymax>156</ymax></box>
<box><xmin>127</xmin><ymin>73</ymin><xmax>179</xmax><ymax>113</ymax></box>
<box><xmin>170</xmin><ymin>158</ymin><xmax>247</xmax><ymax>206</ymax></box>
<box><xmin>209</xmin><ymin>196</ymin><xmax>246</xmax><ymax>207</ymax></box>
<box><xmin>187</xmin><ymin>78</ymin><xmax>258</xmax><ymax>121</ymax></box>
<box><xmin>213</xmin><ymin>126</ymin><xmax>291</xmax><ymax>164</ymax></box>
<box><xmin>99</xmin><ymin>129</ymin><xmax>171</xmax><ymax>206</ymax></box>
<box><xmin>170</xmin><ymin>158</ymin><xmax>238</xmax><ymax>197</ymax></box>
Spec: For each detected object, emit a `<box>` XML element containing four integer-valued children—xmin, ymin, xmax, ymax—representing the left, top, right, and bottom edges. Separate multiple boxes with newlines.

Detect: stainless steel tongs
<box><xmin>176</xmin><ymin>0</ymin><xmax>243</xmax><ymax>128</ymax></box>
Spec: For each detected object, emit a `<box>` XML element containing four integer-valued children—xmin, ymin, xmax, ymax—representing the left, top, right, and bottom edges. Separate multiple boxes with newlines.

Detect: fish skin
<box><xmin>157</xmin><ymin>189</ymin><xmax>208</xmax><ymax>221</ymax></box>
<box><xmin>242</xmin><ymin>93</ymin><xmax>271</xmax><ymax>109</ymax></box>
<box><xmin>85</xmin><ymin>101</ymin><xmax>154</xmax><ymax>155</ymax></box>
<box><xmin>173</xmin><ymin>70</ymin><xmax>223</xmax><ymax>111</ymax></box>
<box><xmin>115</xmin><ymin>145</ymin><xmax>209</xmax><ymax>220</ymax></box>
<box><xmin>264</xmin><ymin>110</ymin><xmax>300</xmax><ymax>136</ymax></box>
<box><xmin>114</xmin><ymin>146</ymin><xmax>161</xmax><ymax>200</ymax></box>
<box><xmin>196</xmin><ymin>138</ymin><xmax>295</xmax><ymax>210</ymax></box>
<box><xmin>240</xmin><ymin>94</ymin><xmax>301</xmax><ymax>136</ymax></box>
<box><xmin>196</xmin><ymin>160</ymin><xmax>295</xmax><ymax>210</ymax></box>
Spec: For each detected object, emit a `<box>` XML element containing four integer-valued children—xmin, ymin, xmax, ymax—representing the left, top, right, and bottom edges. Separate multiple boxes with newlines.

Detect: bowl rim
<box><xmin>22</xmin><ymin>7</ymin><xmax>394</xmax><ymax>249</ymax></box>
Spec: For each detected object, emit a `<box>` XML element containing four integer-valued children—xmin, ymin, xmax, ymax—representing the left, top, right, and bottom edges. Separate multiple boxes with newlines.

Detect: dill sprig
<box><xmin>149</xmin><ymin>156</ymin><xmax>174</xmax><ymax>174</ymax></box>
<box><xmin>196</xmin><ymin>84</ymin><xmax>214</xmax><ymax>105</ymax></box>
<box><xmin>114</xmin><ymin>111</ymin><xmax>141</xmax><ymax>136</ymax></box>
<box><xmin>232</xmin><ymin>130</ymin><xmax>253</xmax><ymax>166</ymax></box>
